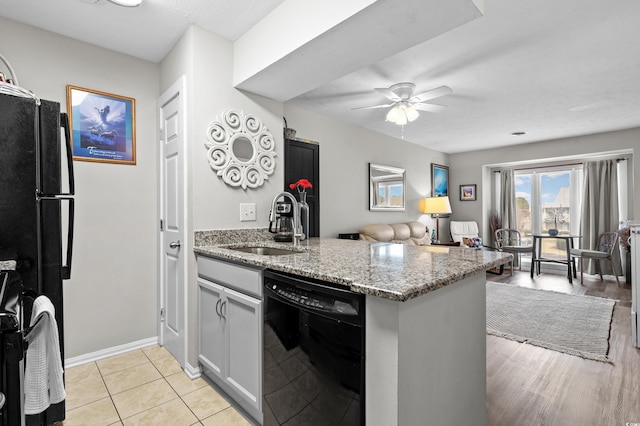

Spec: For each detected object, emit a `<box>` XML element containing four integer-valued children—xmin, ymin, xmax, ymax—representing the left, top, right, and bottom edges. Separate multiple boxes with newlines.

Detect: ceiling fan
<box><xmin>352</xmin><ymin>82</ymin><xmax>453</xmax><ymax>125</ymax></box>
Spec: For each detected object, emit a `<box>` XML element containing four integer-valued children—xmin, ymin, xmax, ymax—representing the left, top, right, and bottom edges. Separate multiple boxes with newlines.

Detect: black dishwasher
<box><xmin>262</xmin><ymin>270</ymin><xmax>365</xmax><ymax>426</ymax></box>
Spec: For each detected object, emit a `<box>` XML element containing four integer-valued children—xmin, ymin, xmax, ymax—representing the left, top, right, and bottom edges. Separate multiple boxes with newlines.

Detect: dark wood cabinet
<box><xmin>284</xmin><ymin>138</ymin><xmax>320</xmax><ymax>237</ymax></box>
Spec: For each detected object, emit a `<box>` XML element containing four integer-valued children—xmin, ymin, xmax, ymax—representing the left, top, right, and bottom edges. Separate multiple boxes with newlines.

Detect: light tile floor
<box><xmin>61</xmin><ymin>345</ymin><xmax>252</xmax><ymax>426</ymax></box>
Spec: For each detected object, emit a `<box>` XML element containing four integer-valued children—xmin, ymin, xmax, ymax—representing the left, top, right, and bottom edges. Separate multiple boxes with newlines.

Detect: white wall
<box><xmin>0</xmin><ymin>17</ymin><xmax>160</xmax><ymax>357</ymax></box>
<box><xmin>449</xmin><ymin>128</ymin><xmax>639</xmax><ymax>240</ymax></box>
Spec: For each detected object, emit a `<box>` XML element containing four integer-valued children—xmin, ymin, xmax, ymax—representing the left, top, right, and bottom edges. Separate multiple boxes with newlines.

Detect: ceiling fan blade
<box><xmin>412</xmin><ymin>86</ymin><xmax>453</xmax><ymax>102</ymax></box>
<box><xmin>374</xmin><ymin>88</ymin><xmax>402</xmax><ymax>102</ymax></box>
<box><xmin>413</xmin><ymin>103</ymin><xmax>447</xmax><ymax>113</ymax></box>
<box><xmin>351</xmin><ymin>103</ymin><xmax>395</xmax><ymax>111</ymax></box>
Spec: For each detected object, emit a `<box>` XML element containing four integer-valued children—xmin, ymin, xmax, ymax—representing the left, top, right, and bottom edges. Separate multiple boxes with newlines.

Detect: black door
<box><xmin>284</xmin><ymin>139</ymin><xmax>319</xmax><ymax>237</ymax></box>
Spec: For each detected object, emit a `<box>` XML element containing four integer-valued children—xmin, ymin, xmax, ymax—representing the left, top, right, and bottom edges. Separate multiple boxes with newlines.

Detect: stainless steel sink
<box><xmin>228</xmin><ymin>246</ymin><xmax>300</xmax><ymax>256</ymax></box>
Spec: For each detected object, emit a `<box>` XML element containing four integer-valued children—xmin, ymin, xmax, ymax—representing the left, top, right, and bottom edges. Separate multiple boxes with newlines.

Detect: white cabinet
<box><xmin>198</xmin><ymin>279</ymin><xmax>224</xmax><ymax>376</ymax></box>
<box><xmin>197</xmin><ymin>256</ymin><xmax>263</xmax><ymax>422</ymax></box>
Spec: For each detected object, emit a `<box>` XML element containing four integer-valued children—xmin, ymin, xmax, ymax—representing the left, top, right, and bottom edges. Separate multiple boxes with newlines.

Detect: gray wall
<box><xmin>282</xmin><ymin>105</ymin><xmax>449</xmax><ymax>238</ymax></box>
<box><xmin>449</xmin><ymin>128</ymin><xmax>639</xmax><ymax>241</ymax></box>
<box><xmin>0</xmin><ymin>17</ymin><xmax>160</xmax><ymax>358</ymax></box>
<box><xmin>160</xmin><ymin>26</ymin><xmax>286</xmax><ymax>366</ymax></box>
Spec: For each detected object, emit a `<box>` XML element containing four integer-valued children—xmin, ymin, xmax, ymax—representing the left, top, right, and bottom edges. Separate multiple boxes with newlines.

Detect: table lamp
<box><xmin>421</xmin><ymin>196</ymin><xmax>452</xmax><ymax>242</ymax></box>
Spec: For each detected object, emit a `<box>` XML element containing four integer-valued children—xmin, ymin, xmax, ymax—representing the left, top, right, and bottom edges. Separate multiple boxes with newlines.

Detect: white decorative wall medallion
<box><xmin>205</xmin><ymin>110</ymin><xmax>276</xmax><ymax>189</ymax></box>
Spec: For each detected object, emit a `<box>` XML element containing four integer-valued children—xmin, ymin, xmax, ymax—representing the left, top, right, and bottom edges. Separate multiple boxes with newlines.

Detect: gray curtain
<box><xmin>499</xmin><ymin>169</ymin><xmax>516</xmax><ymax>229</ymax></box>
<box><xmin>498</xmin><ymin>169</ymin><xmax>517</xmax><ymax>264</ymax></box>
<box><xmin>580</xmin><ymin>159</ymin><xmax>621</xmax><ymax>274</ymax></box>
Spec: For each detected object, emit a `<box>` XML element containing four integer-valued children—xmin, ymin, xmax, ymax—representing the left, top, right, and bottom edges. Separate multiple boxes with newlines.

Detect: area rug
<box><xmin>486</xmin><ymin>282</ymin><xmax>616</xmax><ymax>363</ymax></box>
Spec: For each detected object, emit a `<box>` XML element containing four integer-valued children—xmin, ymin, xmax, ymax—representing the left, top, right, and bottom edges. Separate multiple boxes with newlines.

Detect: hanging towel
<box><xmin>24</xmin><ymin>296</ymin><xmax>66</xmax><ymax>415</ymax></box>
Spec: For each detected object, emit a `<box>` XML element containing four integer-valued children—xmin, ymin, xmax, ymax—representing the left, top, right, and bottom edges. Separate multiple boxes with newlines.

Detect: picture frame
<box><xmin>431</xmin><ymin>163</ymin><xmax>449</xmax><ymax>197</ymax></box>
<box><xmin>460</xmin><ymin>184</ymin><xmax>477</xmax><ymax>201</ymax></box>
<box><xmin>430</xmin><ymin>163</ymin><xmax>450</xmax><ymax>218</ymax></box>
<box><xmin>66</xmin><ymin>85</ymin><xmax>136</xmax><ymax>165</ymax></box>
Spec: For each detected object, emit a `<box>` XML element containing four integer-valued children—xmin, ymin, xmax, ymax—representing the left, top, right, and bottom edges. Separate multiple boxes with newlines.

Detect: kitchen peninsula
<box><xmin>195</xmin><ymin>231</ymin><xmax>511</xmax><ymax>426</ymax></box>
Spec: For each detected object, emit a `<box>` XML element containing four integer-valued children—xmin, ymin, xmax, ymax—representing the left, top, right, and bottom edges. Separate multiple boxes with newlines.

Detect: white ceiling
<box><xmin>2</xmin><ymin>0</ymin><xmax>639</xmax><ymax>154</ymax></box>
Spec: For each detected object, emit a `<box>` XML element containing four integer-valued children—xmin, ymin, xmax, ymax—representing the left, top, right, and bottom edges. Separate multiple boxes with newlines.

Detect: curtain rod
<box><xmin>513</xmin><ymin>162</ymin><xmax>583</xmax><ymax>172</ymax></box>
<box><xmin>492</xmin><ymin>156</ymin><xmax>628</xmax><ymax>173</ymax></box>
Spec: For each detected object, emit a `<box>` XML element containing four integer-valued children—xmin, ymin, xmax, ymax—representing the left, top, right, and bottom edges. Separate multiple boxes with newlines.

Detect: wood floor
<box><xmin>486</xmin><ymin>270</ymin><xmax>640</xmax><ymax>426</ymax></box>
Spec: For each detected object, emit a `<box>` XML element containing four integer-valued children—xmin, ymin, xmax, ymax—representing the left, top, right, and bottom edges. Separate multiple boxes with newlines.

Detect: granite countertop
<box><xmin>194</xmin><ymin>235</ymin><xmax>512</xmax><ymax>302</ymax></box>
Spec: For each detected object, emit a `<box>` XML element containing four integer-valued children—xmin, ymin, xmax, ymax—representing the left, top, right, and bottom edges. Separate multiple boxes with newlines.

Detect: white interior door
<box><xmin>158</xmin><ymin>77</ymin><xmax>186</xmax><ymax>366</ymax></box>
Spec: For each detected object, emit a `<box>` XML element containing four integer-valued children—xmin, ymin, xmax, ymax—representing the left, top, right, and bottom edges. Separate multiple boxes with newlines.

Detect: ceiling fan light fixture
<box><xmin>386</xmin><ymin>103</ymin><xmax>419</xmax><ymax>126</ymax></box>
<box><xmin>386</xmin><ymin>107</ymin><xmax>402</xmax><ymax>124</ymax></box>
<box><xmin>108</xmin><ymin>0</ymin><xmax>142</xmax><ymax>7</ymax></box>
<box><xmin>405</xmin><ymin>105</ymin><xmax>419</xmax><ymax>122</ymax></box>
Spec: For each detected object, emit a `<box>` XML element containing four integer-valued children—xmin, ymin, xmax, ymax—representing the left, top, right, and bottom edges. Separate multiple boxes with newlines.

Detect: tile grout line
<box><xmin>137</xmin><ymin>347</ymin><xmax>210</xmax><ymax>424</ymax></box>
<box><xmin>94</xmin><ymin>359</ymin><xmax>126</xmax><ymax>424</ymax></box>
<box><xmin>144</xmin><ymin>349</ymin><xmax>205</xmax><ymax>424</ymax></box>
<box><xmin>116</xmin><ymin>349</ymin><xmax>181</xmax><ymax>423</ymax></box>
<box><xmin>66</xmin><ymin>346</ymin><xmax>242</xmax><ymax>425</ymax></box>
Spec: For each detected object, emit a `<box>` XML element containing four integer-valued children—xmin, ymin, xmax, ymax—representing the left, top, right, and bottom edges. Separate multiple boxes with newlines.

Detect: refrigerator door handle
<box><xmin>37</xmin><ymin>196</ymin><xmax>74</xmax><ymax>280</ymax></box>
<box><xmin>60</xmin><ymin>112</ymin><xmax>75</xmax><ymax>196</ymax></box>
<box><xmin>62</xmin><ymin>197</ymin><xmax>74</xmax><ymax>280</ymax></box>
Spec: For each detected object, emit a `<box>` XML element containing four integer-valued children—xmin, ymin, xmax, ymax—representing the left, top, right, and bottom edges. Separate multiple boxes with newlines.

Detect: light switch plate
<box><xmin>240</xmin><ymin>203</ymin><xmax>256</xmax><ymax>221</ymax></box>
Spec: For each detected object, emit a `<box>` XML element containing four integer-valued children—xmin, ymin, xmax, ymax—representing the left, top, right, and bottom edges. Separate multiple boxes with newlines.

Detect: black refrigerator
<box><xmin>0</xmin><ymin>91</ymin><xmax>75</xmax><ymax>425</ymax></box>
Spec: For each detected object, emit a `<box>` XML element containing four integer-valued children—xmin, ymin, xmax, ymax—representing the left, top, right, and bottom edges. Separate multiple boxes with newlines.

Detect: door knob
<box><xmin>169</xmin><ymin>240</ymin><xmax>181</xmax><ymax>249</ymax></box>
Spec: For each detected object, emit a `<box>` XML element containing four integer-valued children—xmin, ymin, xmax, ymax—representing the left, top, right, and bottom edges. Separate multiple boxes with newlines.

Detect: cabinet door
<box><xmin>224</xmin><ymin>287</ymin><xmax>262</xmax><ymax>411</ymax></box>
<box><xmin>284</xmin><ymin>138</ymin><xmax>320</xmax><ymax>236</ymax></box>
<box><xmin>198</xmin><ymin>278</ymin><xmax>225</xmax><ymax>378</ymax></box>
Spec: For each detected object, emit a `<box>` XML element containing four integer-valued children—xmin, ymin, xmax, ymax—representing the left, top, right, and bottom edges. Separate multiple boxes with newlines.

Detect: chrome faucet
<box><xmin>269</xmin><ymin>192</ymin><xmax>302</xmax><ymax>246</ymax></box>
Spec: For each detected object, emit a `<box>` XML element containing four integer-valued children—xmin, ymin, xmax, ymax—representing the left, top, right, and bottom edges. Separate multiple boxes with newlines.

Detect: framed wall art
<box><xmin>66</xmin><ymin>85</ymin><xmax>136</xmax><ymax>165</ymax></box>
<box><xmin>460</xmin><ymin>184</ymin><xmax>477</xmax><ymax>201</ymax></box>
<box><xmin>431</xmin><ymin>163</ymin><xmax>449</xmax><ymax>197</ymax></box>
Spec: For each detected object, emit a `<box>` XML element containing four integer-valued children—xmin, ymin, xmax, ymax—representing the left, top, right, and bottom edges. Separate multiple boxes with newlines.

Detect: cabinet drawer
<box><xmin>197</xmin><ymin>256</ymin><xmax>263</xmax><ymax>298</ymax></box>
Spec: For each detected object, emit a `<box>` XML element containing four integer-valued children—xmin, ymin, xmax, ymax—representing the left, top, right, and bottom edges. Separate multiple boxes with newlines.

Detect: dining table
<box><xmin>530</xmin><ymin>234</ymin><xmax>582</xmax><ymax>283</ymax></box>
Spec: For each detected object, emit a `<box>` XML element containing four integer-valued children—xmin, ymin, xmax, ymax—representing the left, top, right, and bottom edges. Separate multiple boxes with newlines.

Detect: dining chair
<box><xmin>570</xmin><ymin>232</ymin><xmax>620</xmax><ymax>286</ymax></box>
<box><xmin>494</xmin><ymin>228</ymin><xmax>534</xmax><ymax>276</ymax></box>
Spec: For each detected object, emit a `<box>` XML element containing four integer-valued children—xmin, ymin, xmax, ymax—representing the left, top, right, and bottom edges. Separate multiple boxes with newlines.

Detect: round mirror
<box><xmin>231</xmin><ymin>135</ymin><xmax>255</xmax><ymax>162</ymax></box>
<box><xmin>205</xmin><ymin>110</ymin><xmax>276</xmax><ymax>189</ymax></box>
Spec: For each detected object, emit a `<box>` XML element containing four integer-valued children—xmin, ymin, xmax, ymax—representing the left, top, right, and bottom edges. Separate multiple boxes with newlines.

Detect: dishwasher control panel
<box><xmin>268</xmin><ymin>283</ymin><xmax>358</xmax><ymax>315</ymax></box>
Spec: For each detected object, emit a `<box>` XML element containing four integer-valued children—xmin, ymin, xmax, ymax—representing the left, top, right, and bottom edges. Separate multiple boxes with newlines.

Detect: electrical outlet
<box><xmin>240</xmin><ymin>203</ymin><xmax>256</xmax><ymax>221</ymax></box>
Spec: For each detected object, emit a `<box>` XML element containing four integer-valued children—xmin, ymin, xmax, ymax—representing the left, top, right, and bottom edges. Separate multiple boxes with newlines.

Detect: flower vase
<box><xmin>298</xmin><ymin>191</ymin><xmax>307</xmax><ymax>205</ymax></box>
<box><xmin>297</xmin><ymin>190</ymin><xmax>309</xmax><ymax>240</ymax></box>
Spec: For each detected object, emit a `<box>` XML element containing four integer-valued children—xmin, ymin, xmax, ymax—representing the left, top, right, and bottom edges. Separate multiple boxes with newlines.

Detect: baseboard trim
<box><xmin>184</xmin><ymin>361</ymin><xmax>202</xmax><ymax>379</ymax></box>
<box><xmin>65</xmin><ymin>336</ymin><xmax>158</xmax><ymax>368</ymax></box>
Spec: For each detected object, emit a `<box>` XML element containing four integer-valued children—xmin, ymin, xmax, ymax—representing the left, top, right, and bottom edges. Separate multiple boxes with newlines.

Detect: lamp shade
<box><xmin>386</xmin><ymin>106</ymin><xmax>406</xmax><ymax>125</ymax></box>
<box><xmin>405</xmin><ymin>105</ymin><xmax>419</xmax><ymax>122</ymax></box>
<box><xmin>421</xmin><ymin>196</ymin><xmax>452</xmax><ymax>215</ymax></box>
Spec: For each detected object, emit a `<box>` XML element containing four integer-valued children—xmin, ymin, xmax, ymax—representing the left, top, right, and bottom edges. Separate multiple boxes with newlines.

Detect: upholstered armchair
<box><xmin>450</xmin><ymin>221</ymin><xmax>481</xmax><ymax>247</ymax></box>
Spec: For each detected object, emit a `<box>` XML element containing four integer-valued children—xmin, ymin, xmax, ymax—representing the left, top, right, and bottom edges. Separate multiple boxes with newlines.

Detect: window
<box><xmin>514</xmin><ymin>166</ymin><xmax>582</xmax><ymax>260</ymax></box>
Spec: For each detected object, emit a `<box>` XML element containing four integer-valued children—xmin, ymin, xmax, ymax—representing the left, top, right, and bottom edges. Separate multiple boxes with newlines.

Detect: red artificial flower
<box><xmin>289</xmin><ymin>178</ymin><xmax>313</xmax><ymax>190</ymax></box>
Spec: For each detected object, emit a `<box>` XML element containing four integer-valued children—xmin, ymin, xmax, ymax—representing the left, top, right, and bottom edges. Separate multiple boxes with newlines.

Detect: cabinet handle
<box><xmin>215</xmin><ymin>299</ymin><xmax>221</xmax><ymax>317</ymax></box>
<box><xmin>221</xmin><ymin>300</ymin><xmax>227</xmax><ymax>320</ymax></box>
